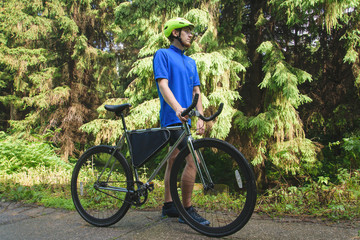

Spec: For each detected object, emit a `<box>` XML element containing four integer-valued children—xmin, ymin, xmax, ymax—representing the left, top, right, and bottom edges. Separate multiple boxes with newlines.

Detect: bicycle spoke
<box><xmin>71</xmin><ymin>146</ymin><xmax>133</xmax><ymax>227</ymax></box>
<box><xmin>170</xmin><ymin>139</ymin><xmax>256</xmax><ymax>237</ymax></box>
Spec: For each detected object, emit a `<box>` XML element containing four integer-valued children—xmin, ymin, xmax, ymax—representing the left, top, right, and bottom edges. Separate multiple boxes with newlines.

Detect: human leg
<box><xmin>180</xmin><ymin>154</ymin><xmax>196</xmax><ymax>208</ymax></box>
<box><xmin>178</xmin><ymin>153</ymin><xmax>210</xmax><ymax>225</ymax></box>
<box><xmin>162</xmin><ymin>126</ymin><xmax>188</xmax><ymax>218</ymax></box>
<box><xmin>164</xmin><ymin>148</ymin><xmax>179</xmax><ymax>203</ymax></box>
<box><xmin>162</xmin><ymin>148</ymin><xmax>180</xmax><ymax>217</ymax></box>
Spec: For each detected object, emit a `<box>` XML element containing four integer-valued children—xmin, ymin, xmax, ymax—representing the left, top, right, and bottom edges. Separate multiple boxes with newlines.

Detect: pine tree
<box><xmin>235</xmin><ymin>41</ymin><xmax>318</xmax><ymax>176</ymax></box>
<box><xmin>236</xmin><ymin>0</ymin><xmax>360</xmax><ymax>182</ymax></box>
<box><xmin>0</xmin><ymin>0</ymin><xmax>123</xmax><ymax>159</ymax></box>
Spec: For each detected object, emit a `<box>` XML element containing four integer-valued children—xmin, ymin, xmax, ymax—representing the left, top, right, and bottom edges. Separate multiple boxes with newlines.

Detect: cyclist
<box><xmin>153</xmin><ymin>17</ymin><xmax>209</xmax><ymax>225</ymax></box>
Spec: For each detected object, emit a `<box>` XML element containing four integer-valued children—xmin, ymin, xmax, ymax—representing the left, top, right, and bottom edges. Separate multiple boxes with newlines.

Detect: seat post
<box><xmin>120</xmin><ymin>113</ymin><xmax>127</xmax><ymax>131</ymax></box>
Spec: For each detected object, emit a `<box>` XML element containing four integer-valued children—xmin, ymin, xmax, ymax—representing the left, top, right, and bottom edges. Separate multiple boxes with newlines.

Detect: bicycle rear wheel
<box><xmin>170</xmin><ymin>138</ymin><xmax>257</xmax><ymax>237</ymax></box>
<box><xmin>71</xmin><ymin>145</ymin><xmax>133</xmax><ymax>227</ymax></box>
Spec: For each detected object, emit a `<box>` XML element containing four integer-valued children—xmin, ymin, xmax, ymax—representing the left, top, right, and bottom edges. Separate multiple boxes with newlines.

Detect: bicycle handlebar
<box><xmin>181</xmin><ymin>94</ymin><xmax>199</xmax><ymax>117</ymax></box>
<box><xmin>198</xmin><ymin>103</ymin><xmax>223</xmax><ymax>122</ymax></box>
<box><xmin>181</xmin><ymin>94</ymin><xmax>224</xmax><ymax>122</ymax></box>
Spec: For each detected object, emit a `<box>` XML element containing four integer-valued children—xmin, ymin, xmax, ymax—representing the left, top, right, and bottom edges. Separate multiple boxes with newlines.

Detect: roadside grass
<box><xmin>0</xmin><ymin>166</ymin><xmax>74</xmax><ymax>209</ymax></box>
<box><xmin>1</xmin><ymin>166</ymin><xmax>359</xmax><ymax>221</ymax></box>
<box><xmin>1</xmin><ymin>131</ymin><xmax>359</xmax><ymax>220</ymax></box>
<box><xmin>256</xmin><ymin>169</ymin><xmax>360</xmax><ymax>220</ymax></box>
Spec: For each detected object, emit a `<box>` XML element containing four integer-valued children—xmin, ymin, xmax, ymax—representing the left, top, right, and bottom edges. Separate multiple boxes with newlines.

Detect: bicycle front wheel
<box><xmin>71</xmin><ymin>145</ymin><xmax>133</xmax><ymax>227</ymax></box>
<box><xmin>170</xmin><ymin>138</ymin><xmax>257</xmax><ymax>237</ymax></box>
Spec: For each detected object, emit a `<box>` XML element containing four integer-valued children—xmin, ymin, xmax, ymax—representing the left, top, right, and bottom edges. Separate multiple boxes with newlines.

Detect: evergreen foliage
<box><xmin>0</xmin><ymin>0</ymin><xmax>123</xmax><ymax>159</ymax></box>
<box><xmin>0</xmin><ymin>0</ymin><xmax>359</xmax><ymax>189</ymax></box>
<box><xmin>0</xmin><ymin>131</ymin><xmax>70</xmax><ymax>175</ymax></box>
<box><xmin>235</xmin><ymin>41</ymin><xmax>318</xmax><ymax>175</ymax></box>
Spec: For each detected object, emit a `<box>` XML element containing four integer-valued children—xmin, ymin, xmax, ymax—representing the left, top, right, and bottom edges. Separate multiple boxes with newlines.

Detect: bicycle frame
<box><xmin>96</xmin><ymin>112</ymin><xmax>214</xmax><ymax>195</ymax></box>
<box><xmin>72</xmin><ymin>94</ymin><xmax>257</xmax><ymax>237</ymax></box>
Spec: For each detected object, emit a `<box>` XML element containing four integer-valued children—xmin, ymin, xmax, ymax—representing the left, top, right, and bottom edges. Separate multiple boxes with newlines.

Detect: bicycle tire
<box><xmin>170</xmin><ymin>138</ymin><xmax>257</xmax><ymax>237</ymax></box>
<box><xmin>71</xmin><ymin>145</ymin><xmax>133</xmax><ymax>227</ymax></box>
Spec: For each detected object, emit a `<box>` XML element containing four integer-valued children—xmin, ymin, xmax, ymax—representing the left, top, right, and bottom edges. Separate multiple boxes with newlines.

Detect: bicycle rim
<box><xmin>170</xmin><ymin>139</ymin><xmax>257</xmax><ymax>237</ymax></box>
<box><xmin>71</xmin><ymin>145</ymin><xmax>133</xmax><ymax>227</ymax></box>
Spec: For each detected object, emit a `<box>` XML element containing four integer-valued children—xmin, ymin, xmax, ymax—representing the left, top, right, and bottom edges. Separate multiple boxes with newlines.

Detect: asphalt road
<box><xmin>0</xmin><ymin>201</ymin><xmax>359</xmax><ymax>240</ymax></box>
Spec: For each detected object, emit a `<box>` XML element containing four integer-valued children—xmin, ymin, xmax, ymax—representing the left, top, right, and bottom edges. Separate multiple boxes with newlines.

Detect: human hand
<box><xmin>176</xmin><ymin>108</ymin><xmax>189</xmax><ymax>123</ymax></box>
<box><xmin>196</xmin><ymin>119</ymin><xmax>205</xmax><ymax>135</ymax></box>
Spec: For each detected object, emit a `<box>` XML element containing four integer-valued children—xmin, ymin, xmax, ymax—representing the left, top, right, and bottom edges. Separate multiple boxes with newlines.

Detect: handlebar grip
<box><xmin>199</xmin><ymin>103</ymin><xmax>224</xmax><ymax>122</ymax></box>
<box><xmin>181</xmin><ymin>94</ymin><xmax>199</xmax><ymax>117</ymax></box>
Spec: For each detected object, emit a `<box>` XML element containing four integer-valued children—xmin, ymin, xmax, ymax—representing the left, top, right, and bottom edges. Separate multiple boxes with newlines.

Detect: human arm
<box><xmin>193</xmin><ymin>86</ymin><xmax>205</xmax><ymax>135</ymax></box>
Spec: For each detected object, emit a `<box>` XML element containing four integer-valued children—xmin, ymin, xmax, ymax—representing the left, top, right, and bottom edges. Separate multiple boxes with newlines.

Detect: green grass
<box><xmin>0</xmin><ymin>166</ymin><xmax>75</xmax><ymax>209</ymax></box>
<box><xmin>0</xmin><ymin>132</ymin><xmax>359</xmax><ymax>220</ymax></box>
<box><xmin>256</xmin><ymin>169</ymin><xmax>360</xmax><ymax>220</ymax></box>
<box><xmin>1</xmin><ymin>166</ymin><xmax>359</xmax><ymax>222</ymax></box>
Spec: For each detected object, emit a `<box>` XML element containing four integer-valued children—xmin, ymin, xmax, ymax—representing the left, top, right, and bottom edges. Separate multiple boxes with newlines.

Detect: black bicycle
<box><xmin>71</xmin><ymin>94</ymin><xmax>257</xmax><ymax>237</ymax></box>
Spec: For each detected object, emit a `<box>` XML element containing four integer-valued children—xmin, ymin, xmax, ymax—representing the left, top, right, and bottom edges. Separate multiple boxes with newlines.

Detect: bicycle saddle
<box><xmin>104</xmin><ymin>103</ymin><xmax>132</xmax><ymax>115</ymax></box>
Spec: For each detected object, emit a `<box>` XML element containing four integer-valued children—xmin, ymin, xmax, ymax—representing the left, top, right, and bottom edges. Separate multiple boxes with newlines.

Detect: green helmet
<box><xmin>163</xmin><ymin>17</ymin><xmax>194</xmax><ymax>38</ymax></box>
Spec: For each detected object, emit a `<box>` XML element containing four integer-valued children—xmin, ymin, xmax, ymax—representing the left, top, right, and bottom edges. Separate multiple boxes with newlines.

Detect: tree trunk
<box><xmin>239</xmin><ymin>0</ymin><xmax>267</xmax><ymax>189</ymax></box>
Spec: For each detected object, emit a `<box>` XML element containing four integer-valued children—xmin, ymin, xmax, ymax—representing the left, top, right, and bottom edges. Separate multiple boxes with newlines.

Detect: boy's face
<box><xmin>175</xmin><ymin>27</ymin><xmax>193</xmax><ymax>48</ymax></box>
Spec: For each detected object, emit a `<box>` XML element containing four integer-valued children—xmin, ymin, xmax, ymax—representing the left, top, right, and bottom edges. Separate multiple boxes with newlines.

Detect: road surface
<box><xmin>0</xmin><ymin>201</ymin><xmax>359</xmax><ymax>239</ymax></box>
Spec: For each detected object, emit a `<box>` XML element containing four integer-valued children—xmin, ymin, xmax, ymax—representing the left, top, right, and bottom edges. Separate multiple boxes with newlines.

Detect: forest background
<box><xmin>0</xmin><ymin>0</ymin><xmax>359</xmax><ymax>220</ymax></box>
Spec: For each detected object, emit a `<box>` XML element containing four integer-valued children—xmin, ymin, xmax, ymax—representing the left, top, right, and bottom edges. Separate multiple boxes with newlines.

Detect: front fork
<box><xmin>184</xmin><ymin>124</ymin><xmax>214</xmax><ymax>191</ymax></box>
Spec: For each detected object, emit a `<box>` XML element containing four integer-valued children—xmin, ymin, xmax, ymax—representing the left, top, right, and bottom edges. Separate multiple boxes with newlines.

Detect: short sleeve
<box><xmin>153</xmin><ymin>50</ymin><xmax>168</xmax><ymax>81</ymax></box>
<box><xmin>193</xmin><ymin>63</ymin><xmax>200</xmax><ymax>87</ymax></box>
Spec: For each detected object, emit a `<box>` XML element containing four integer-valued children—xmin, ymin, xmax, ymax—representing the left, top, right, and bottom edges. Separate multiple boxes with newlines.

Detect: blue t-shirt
<box><xmin>153</xmin><ymin>45</ymin><xmax>200</xmax><ymax>127</ymax></box>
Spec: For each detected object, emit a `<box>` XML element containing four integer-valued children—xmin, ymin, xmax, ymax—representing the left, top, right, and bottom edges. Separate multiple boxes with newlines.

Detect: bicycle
<box><xmin>71</xmin><ymin>94</ymin><xmax>257</xmax><ymax>237</ymax></box>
